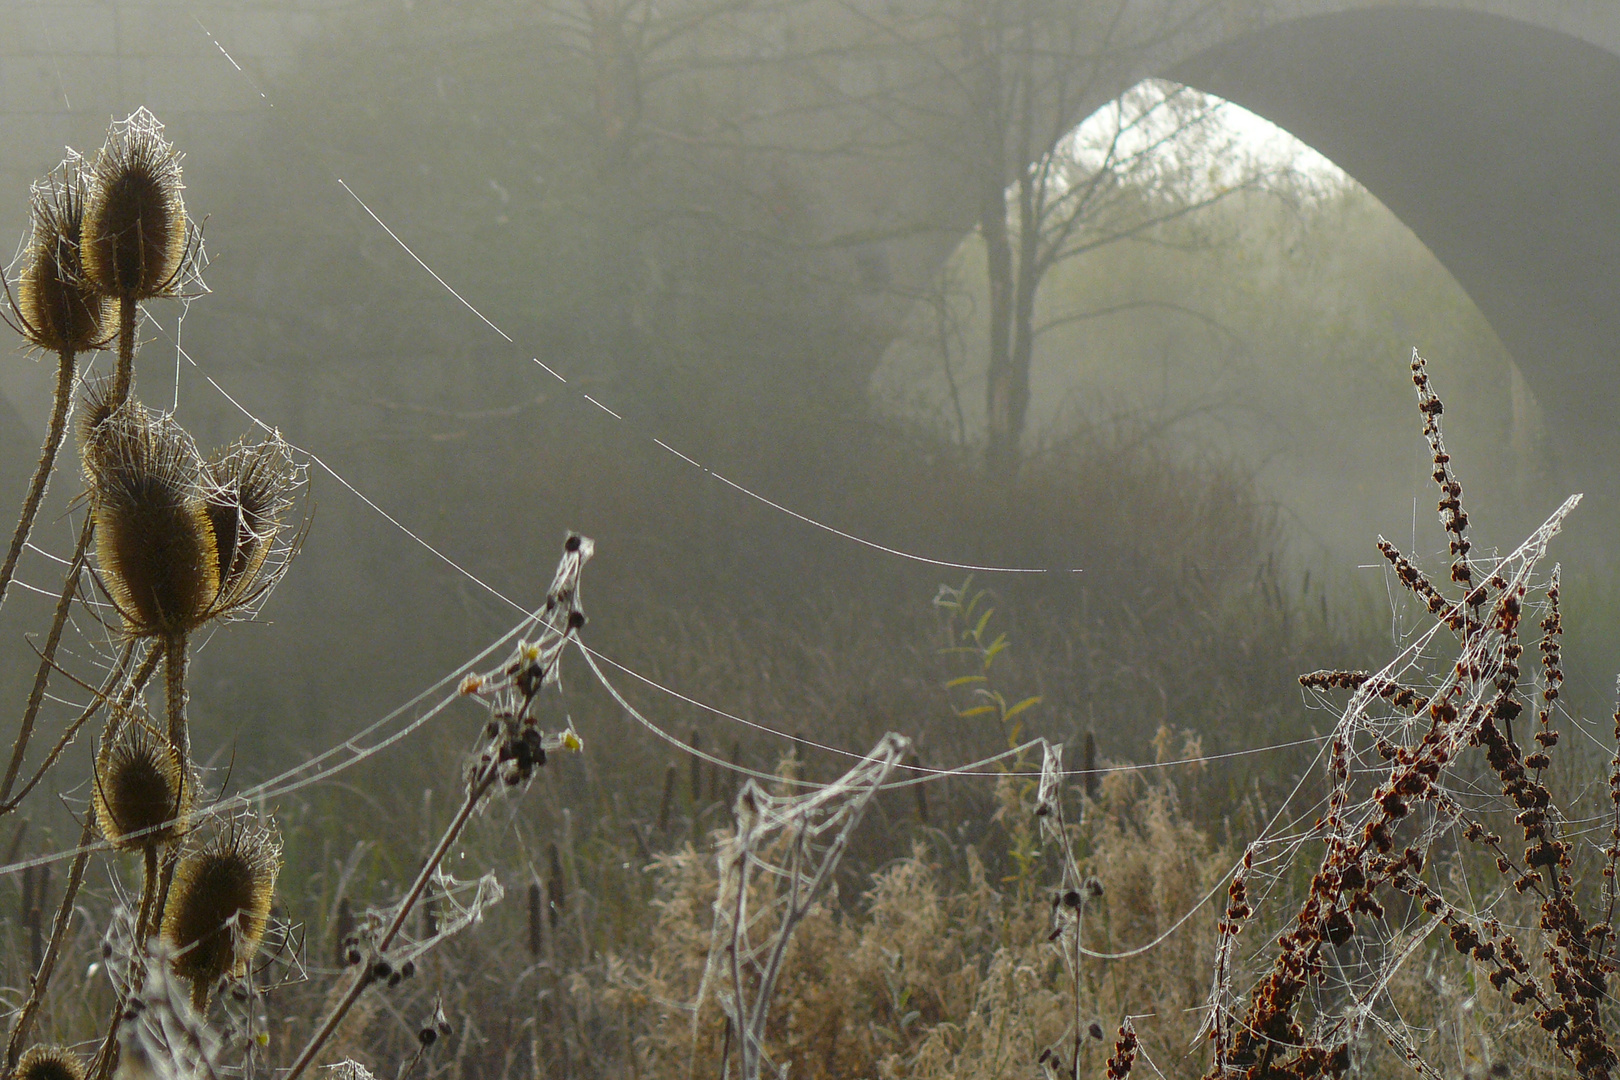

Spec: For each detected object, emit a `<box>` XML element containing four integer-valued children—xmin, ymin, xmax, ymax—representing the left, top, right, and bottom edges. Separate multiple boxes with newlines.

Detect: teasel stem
<box><xmin>134</xmin><ymin>843</ymin><xmax>160</xmax><ymax>946</ymax></box>
<box><xmin>0</xmin><ymin>513</ymin><xmax>91</xmax><ymax>808</ymax></box>
<box><xmin>285</xmin><ymin>765</ymin><xmax>501</xmax><ymax>1080</ymax></box>
<box><xmin>3</xmin><ymin>640</ymin><xmax>156</xmax><ymax>1071</ymax></box>
<box><xmin>86</xmin><ymin>842</ymin><xmax>162</xmax><ymax>1080</ymax></box>
<box><xmin>113</xmin><ymin>297</ymin><xmax>136</xmax><ymax>406</ymax></box>
<box><xmin>0</xmin><ymin>349</ymin><xmax>76</xmax><ymax>614</ymax></box>
<box><xmin>164</xmin><ymin>632</ymin><xmax>188</xmax><ymax>765</ymax></box>
<box><xmin>3</xmin><ymin>816</ymin><xmax>93</xmax><ymax>1072</ymax></box>
<box><xmin>0</xmin><ymin>639</ymin><xmax>144</xmax><ymax>815</ymax></box>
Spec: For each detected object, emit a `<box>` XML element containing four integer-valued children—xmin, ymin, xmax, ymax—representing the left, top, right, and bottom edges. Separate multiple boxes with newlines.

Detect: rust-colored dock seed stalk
<box><xmin>161</xmin><ymin>817</ymin><xmax>281</xmax><ymax>1011</ymax></box>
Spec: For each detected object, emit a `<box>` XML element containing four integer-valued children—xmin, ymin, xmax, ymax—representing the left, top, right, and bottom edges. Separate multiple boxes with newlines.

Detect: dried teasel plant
<box><xmin>199</xmin><ymin>433</ymin><xmax>303</xmax><ymax>618</ymax></box>
<box><xmin>80</xmin><ymin>390</ymin><xmax>303</xmax><ymax>760</ymax></box>
<box><xmin>93</xmin><ymin>708</ymin><xmax>193</xmax><ymax>971</ymax></box>
<box><xmin>0</xmin><ymin>111</ymin><xmax>303</xmax><ymax>1080</ymax></box>
<box><xmin>79</xmin><ymin>107</ymin><xmax>200</xmax><ymax>402</ymax></box>
<box><xmin>0</xmin><ymin>156</ymin><xmax>113</xmax><ymax>613</ymax></box>
<box><xmin>160</xmin><ymin>813</ymin><xmax>281</xmax><ymax>1013</ymax></box>
<box><xmin>81</xmin><ymin>395</ymin><xmax>215</xmax><ymax>762</ymax></box>
<box><xmin>14</xmin><ymin>1045</ymin><xmax>87</xmax><ymax>1080</ymax></box>
<box><xmin>93</xmin><ymin>708</ymin><xmax>193</xmax><ymax>853</ymax></box>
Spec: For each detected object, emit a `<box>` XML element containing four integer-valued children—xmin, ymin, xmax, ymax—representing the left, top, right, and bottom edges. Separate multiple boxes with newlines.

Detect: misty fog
<box><xmin>0</xmin><ymin>2</ymin><xmax>1616</xmax><ymax>1077</ymax></box>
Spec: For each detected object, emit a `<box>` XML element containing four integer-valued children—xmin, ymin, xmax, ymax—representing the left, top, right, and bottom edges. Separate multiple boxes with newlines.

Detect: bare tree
<box><xmin>949</xmin><ymin>1</ymin><xmax>1271</xmax><ymax>475</ymax></box>
<box><xmin>802</xmin><ymin>0</ymin><xmax>1272</xmax><ymax>473</ymax></box>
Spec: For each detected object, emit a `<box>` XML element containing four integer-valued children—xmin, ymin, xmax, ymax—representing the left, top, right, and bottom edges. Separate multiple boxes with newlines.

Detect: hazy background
<box><xmin>0</xmin><ymin>0</ymin><xmax>1610</xmax><ymax>895</ymax></box>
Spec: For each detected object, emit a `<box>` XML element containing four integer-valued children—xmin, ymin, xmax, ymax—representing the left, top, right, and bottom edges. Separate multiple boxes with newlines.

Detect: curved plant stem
<box><xmin>0</xmin><ymin>638</ymin><xmax>141</xmax><ymax>814</ymax></box>
<box><xmin>284</xmin><ymin>766</ymin><xmax>499</xmax><ymax>1080</ymax></box>
<box><xmin>3</xmin><ymin>645</ymin><xmax>155</xmax><ymax>1072</ymax></box>
<box><xmin>4</xmin><ymin>816</ymin><xmax>94</xmax><ymax>1071</ymax></box>
<box><xmin>0</xmin><ymin>514</ymin><xmax>93</xmax><ymax>808</ymax></box>
<box><xmin>0</xmin><ymin>348</ymin><xmax>76</xmax><ymax>613</ymax></box>
<box><xmin>88</xmin><ymin>844</ymin><xmax>162</xmax><ymax>1080</ymax></box>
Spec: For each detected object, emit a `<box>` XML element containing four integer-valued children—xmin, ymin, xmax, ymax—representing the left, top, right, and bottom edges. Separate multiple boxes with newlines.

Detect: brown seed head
<box><xmin>81</xmin><ymin>108</ymin><xmax>191</xmax><ymax>300</ymax></box>
<box><xmin>16</xmin><ymin>1046</ymin><xmax>86</xmax><ymax>1080</ymax></box>
<box><xmin>162</xmin><ymin>815</ymin><xmax>280</xmax><ymax>1010</ymax></box>
<box><xmin>93</xmin><ymin>710</ymin><xmax>191</xmax><ymax>851</ymax></box>
<box><xmin>76</xmin><ymin>376</ymin><xmax>120</xmax><ymax>472</ymax></box>
<box><xmin>202</xmin><ymin>433</ymin><xmax>301</xmax><ymax>617</ymax></box>
<box><xmin>7</xmin><ymin>158</ymin><xmax>112</xmax><ymax>354</ymax></box>
<box><xmin>83</xmin><ymin>399</ymin><xmax>218</xmax><ymax>638</ymax></box>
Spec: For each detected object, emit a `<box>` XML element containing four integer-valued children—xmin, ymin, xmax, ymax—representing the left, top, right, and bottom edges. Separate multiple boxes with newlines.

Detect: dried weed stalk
<box><xmin>1208</xmin><ymin>350</ymin><xmax>1614</xmax><ymax>1079</ymax></box>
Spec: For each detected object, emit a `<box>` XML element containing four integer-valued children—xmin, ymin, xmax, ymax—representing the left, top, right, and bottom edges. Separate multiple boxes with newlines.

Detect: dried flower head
<box><xmin>15</xmin><ymin>1045</ymin><xmax>86</xmax><ymax>1080</ymax></box>
<box><xmin>76</xmin><ymin>376</ymin><xmax>121</xmax><ymax>467</ymax></box>
<box><xmin>82</xmin><ymin>399</ymin><xmax>218</xmax><ymax>639</ymax></box>
<box><xmin>81</xmin><ymin>108</ymin><xmax>192</xmax><ymax>300</ymax></box>
<box><xmin>201</xmin><ymin>433</ymin><xmax>302</xmax><ymax>617</ymax></box>
<box><xmin>5</xmin><ymin>158</ymin><xmax>112</xmax><ymax>354</ymax></box>
<box><xmin>161</xmin><ymin>815</ymin><xmax>280</xmax><ymax>1011</ymax></box>
<box><xmin>93</xmin><ymin>710</ymin><xmax>191</xmax><ymax>851</ymax></box>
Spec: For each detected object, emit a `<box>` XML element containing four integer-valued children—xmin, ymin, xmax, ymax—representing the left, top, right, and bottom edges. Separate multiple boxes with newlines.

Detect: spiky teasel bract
<box><xmin>80</xmin><ymin>108</ymin><xmax>193</xmax><ymax>303</ymax></box>
<box><xmin>81</xmin><ymin>397</ymin><xmax>218</xmax><ymax>640</ymax></box>
<box><xmin>161</xmin><ymin>814</ymin><xmax>280</xmax><ymax>1011</ymax></box>
<box><xmin>15</xmin><ymin>1044</ymin><xmax>86</xmax><ymax>1080</ymax></box>
<box><xmin>5</xmin><ymin>157</ymin><xmax>112</xmax><ymax>355</ymax></box>
<box><xmin>92</xmin><ymin>709</ymin><xmax>191</xmax><ymax>851</ymax></box>
<box><xmin>76</xmin><ymin>375</ymin><xmax>121</xmax><ymax>463</ymax></box>
<box><xmin>201</xmin><ymin>433</ymin><xmax>303</xmax><ymax>618</ymax></box>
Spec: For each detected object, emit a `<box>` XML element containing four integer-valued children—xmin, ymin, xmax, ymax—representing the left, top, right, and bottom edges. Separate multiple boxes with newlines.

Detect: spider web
<box><xmin>692</xmin><ymin>731</ymin><xmax>909</xmax><ymax>1080</ymax></box>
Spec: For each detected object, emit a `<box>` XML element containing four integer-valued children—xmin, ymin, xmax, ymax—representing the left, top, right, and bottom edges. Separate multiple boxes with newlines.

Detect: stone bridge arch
<box><xmin>827</xmin><ymin>2</ymin><xmax>1620</xmax><ymax>507</ymax></box>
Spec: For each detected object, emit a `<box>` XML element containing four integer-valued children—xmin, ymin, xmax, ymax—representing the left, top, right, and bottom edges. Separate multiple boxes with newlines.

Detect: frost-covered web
<box><xmin>691</xmin><ymin>732</ymin><xmax>909</xmax><ymax>1080</ymax></box>
<box><xmin>116</xmin><ymin>946</ymin><xmax>226</xmax><ymax>1080</ymax></box>
<box><xmin>1187</xmin><ymin>356</ymin><xmax>1615</xmax><ymax>1077</ymax></box>
<box><xmin>336</xmin><ymin>866</ymin><xmax>504</xmax><ymax>974</ymax></box>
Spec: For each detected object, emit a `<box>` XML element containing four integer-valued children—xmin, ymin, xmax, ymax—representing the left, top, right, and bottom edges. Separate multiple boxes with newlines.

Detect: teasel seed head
<box><xmin>93</xmin><ymin>710</ymin><xmax>191</xmax><ymax>851</ymax></box>
<box><xmin>16</xmin><ymin>1045</ymin><xmax>86</xmax><ymax>1080</ymax></box>
<box><xmin>76</xmin><ymin>376</ymin><xmax>122</xmax><ymax>472</ymax></box>
<box><xmin>162</xmin><ymin>815</ymin><xmax>280</xmax><ymax>1010</ymax></box>
<box><xmin>5</xmin><ymin>158</ymin><xmax>112</xmax><ymax>354</ymax></box>
<box><xmin>81</xmin><ymin>108</ymin><xmax>193</xmax><ymax>301</ymax></box>
<box><xmin>202</xmin><ymin>433</ymin><xmax>303</xmax><ymax>617</ymax></box>
<box><xmin>83</xmin><ymin>398</ymin><xmax>219</xmax><ymax>639</ymax></box>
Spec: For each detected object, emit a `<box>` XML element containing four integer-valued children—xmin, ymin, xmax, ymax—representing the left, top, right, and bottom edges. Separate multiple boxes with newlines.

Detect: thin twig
<box><xmin>0</xmin><ymin>349</ymin><xmax>76</xmax><ymax>613</ymax></box>
<box><xmin>0</xmin><ymin>513</ymin><xmax>93</xmax><ymax>808</ymax></box>
<box><xmin>0</xmin><ymin>638</ymin><xmax>145</xmax><ymax>814</ymax></box>
<box><xmin>283</xmin><ymin>767</ymin><xmax>500</xmax><ymax>1080</ymax></box>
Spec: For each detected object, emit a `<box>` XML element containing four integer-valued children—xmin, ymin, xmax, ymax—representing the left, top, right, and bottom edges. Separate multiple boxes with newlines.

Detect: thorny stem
<box><xmin>3</xmin><ymin>647</ymin><xmax>157</xmax><ymax>1072</ymax></box>
<box><xmin>3</xmin><ymin>816</ymin><xmax>94</xmax><ymax>1072</ymax></box>
<box><xmin>0</xmin><ymin>348</ymin><xmax>75</xmax><ymax>614</ymax></box>
<box><xmin>113</xmin><ymin>297</ymin><xmax>136</xmax><ymax>406</ymax></box>
<box><xmin>0</xmin><ymin>513</ymin><xmax>94</xmax><ymax>808</ymax></box>
<box><xmin>88</xmin><ymin>844</ymin><xmax>162</xmax><ymax>1080</ymax></box>
<box><xmin>135</xmin><ymin>843</ymin><xmax>160</xmax><ymax>949</ymax></box>
<box><xmin>164</xmin><ymin>633</ymin><xmax>189</xmax><ymax>765</ymax></box>
<box><xmin>284</xmin><ymin>766</ymin><xmax>499</xmax><ymax>1080</ymax></box>
<box><xmin>0</xmin><ymin>638</ymin><xmax>140</xmax><ymax>814</ymax></box>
